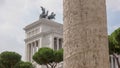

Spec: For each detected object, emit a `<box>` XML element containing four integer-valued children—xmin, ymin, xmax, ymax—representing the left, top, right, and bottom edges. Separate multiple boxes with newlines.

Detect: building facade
<box><xmin>23</xmin><ymin>18</ymin><xmax>118</xmax><ymax>68</ymax></box>
<box><xmin>24</xmin><ymin>18</ymin><xmax>63</xmax><ymax>68</ymax></box>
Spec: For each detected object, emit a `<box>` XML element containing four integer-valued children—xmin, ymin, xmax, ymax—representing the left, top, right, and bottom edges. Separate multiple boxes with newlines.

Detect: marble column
<box><xmin>115</xmin><ymin>58</ymin><xmax>118</xmax><ymax>68</ymax></box>
<box><xmin>57</xmin><ymin>38</ymin><xmax>59</xmax><ymax>50</ymax></box>
<box><xmin>26</xmin><ymin>44</ymin><xmax>29</xmax><ymax>61</ymax></box>
<box><xmin>113</xmin><ymin>58</ymin><xmax>116</xmax><ymax>68</ymax></box>
<box><xmin>34</xmin><ymin>41</ymin><xmax>37</xmax><ymax>53</ymax></box>
<box><xmin>39</xmin><ymin>38</ymin><xmax>42</xmax><ymax>48</ymax></box>
<box><xmin>63</xmin><ymin>0</ymin><xmax>110</xmax><ymax>68</ymax></box>
<box><xmin>50</xmin><ymin>35</ymin><xmax>54</xmax><ymax>49</ymax></box>
<box><xmin>29</xmin><ymin>44</ymin><xmax>31</xmax><ymax>62</ymax></box>
<box><xmin>110</xmin><ymin>55</ymin><xmax>113</xmax><ymax>68</ymax></box>
<box><xmin>31</xmin><ymin>43</ymin><xmax>34</xmax><ymax>62</ymax></box>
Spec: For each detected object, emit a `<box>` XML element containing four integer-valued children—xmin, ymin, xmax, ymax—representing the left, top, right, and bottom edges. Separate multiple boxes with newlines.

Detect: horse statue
<box><xmin>39</xmin><ymin>6</ymin><xmax>56</xmax><ymax>20</ymax></box>
<box><xmin>48</xmin><ymin>12</ymin><xmax>56</xmax><ymax>20</ymax></box>
<box><xmin>39</xmin><ymin>6</ymin><xmax>48</xmax><ymax>19</ymax></box>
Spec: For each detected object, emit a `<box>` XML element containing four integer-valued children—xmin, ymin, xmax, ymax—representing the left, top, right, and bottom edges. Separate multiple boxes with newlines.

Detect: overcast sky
<box><xmin>0</xmin><ymin>0</ymin><xmax>120</xmax><ymax>60</ymax></box>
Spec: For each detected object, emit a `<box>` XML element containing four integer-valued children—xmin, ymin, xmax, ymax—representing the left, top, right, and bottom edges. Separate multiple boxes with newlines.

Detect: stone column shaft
<box><xmin>34</xmin><ymin>41</ymin><xmax>36</xmax><ymax>53</ymax></box>
<box><xmin>57</xmin><ymin>38</ymin><xmax>59</xmax><ymax>50</ymax></box>
<box><xmin>29</xmin><ymin>44</ymin><xmax>31</xmax><ymax>62</ymax></box>
<box><xmin>110</xmin><ymin>55</ymin><xmax>113</xmax><ymax>68</ymax></box>
<box><xmin>63</xmin><ymin>0</ymin><xmax>109</xmax><ymax>68</ymax></box>
<box><xmin>31</xmin><ymin>43</ymin><xmax>33</xmax><ymax>62</ymax></box>
<box><xmin>39</xmin><ymin>38</ymin><xmax>42</xmax><ymax>48</ymax></box>
<box><xmin>26</xmin><ymin>44</ymin><xmax>29</xmax><ymax>61</ymax></box>
<box><xmin>50</xmin><ymin>35</ymin><xmax>54</xmax><ymax>49</ymax></box>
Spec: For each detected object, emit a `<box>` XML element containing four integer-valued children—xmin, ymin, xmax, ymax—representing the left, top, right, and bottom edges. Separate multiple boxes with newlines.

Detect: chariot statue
<box><xmin>48</xmin><ymin>12</ymin><xmax>56</xmax><ymax>20</ymax></box>
<box><xmin>39</xmin><ymin>6</ymin><xmax>56</xmax><ymax>20</ymax></box>
<box><xmin>39</xmin><ymin>6</ymin><xmax>48</xmax><ymax>19</ymax></box>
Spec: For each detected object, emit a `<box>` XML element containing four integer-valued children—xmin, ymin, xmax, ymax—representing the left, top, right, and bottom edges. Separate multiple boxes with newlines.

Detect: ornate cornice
<box><xmin>23</xmin><ymin>18</ymin><xmax>63</xmax><ymax>31</ymax></box>
<box><xmin>24</xmin><ymin>30</ymin><xmax>63</xmax><ymax>43</ymax></box>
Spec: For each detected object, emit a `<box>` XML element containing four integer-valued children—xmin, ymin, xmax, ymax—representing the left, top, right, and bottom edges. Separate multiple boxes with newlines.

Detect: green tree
<box><xmin>54</xmin><ymin>49</ymin><xmax>63</xmax><ymax>62</ymax></box>
<box><xmin>109</xmin><ymin>27</ymin><xmax>120</xmax><ymax>68</ymax></box>
<box><xmin>53</xmin><ymin>49</ymin><xmax>63</xmax><ymax>68</ymax></box>
<box><xmin>0</xmin><ymin>54</ymin><xmax>5</xmax><ymax>68</ymax></box>
<box><xmin>108</xmin><ymin>35</ymin><xmax>115</xmax><ymax>54</ymax></box>
<box><xmin>0</xmin><ymin>51</ymin><xmax>21</xmax><ymax>68</ymax></box>
<box><xmin>14</xmin><ymin>61</ymin><xmax>34</xmax><ymax>68</ymax></box>
<box><xmin>33</xmin><ymin>47</ymin><xmax>63</xmax><ymax>68</ymax></box>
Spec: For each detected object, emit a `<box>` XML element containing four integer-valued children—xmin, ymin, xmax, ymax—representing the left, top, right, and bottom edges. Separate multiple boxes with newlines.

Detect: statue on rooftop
<box><xmin>48</xmin><ymin>12</ymin><xmax>56</xmax><ymax>20</ymax></box>
<box><xmin>39</xmin><ymin>6</ymin><xmax>48</xmax><ymax>19</ymax></box>
<box><xmin>39</xmin><ymin>6</ymin><xmax>56</xmax><ymax>20</ymax></box>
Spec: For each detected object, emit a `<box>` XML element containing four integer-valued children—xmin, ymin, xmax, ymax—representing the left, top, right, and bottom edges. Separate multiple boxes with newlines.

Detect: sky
<box><xmin>0</xmin><ymin>0</ymin><xmax>120</xmax><ymax>60</ymax></box>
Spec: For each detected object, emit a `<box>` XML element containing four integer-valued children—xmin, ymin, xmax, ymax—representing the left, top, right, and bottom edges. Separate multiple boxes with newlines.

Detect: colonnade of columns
<box><xmin>110</xmin><ymin>55</ymin><xmax>119</xmax><ymax>68</ymax></box>
<box><xmin>53</xmin><ymin>37</ymin><xmax>63</xmax><ymax>50</ymax></box>
<box><xmin>26</xmin><ymin>40</ymin><xmax>39</xmax><ymax>62</ymax></box>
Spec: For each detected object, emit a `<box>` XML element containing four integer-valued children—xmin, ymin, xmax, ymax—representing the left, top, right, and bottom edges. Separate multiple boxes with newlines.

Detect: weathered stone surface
<box><xmin>63</xmin><ymin>0</ymin><xmax>109</xmax><ymax>68</ymax></box>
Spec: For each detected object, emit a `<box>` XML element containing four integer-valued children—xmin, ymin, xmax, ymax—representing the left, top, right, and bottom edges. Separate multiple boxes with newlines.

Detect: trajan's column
<box><xmin>63</xmin><ymin>0</ymin><xmax>110</xmax><ymax>68</ymax></box>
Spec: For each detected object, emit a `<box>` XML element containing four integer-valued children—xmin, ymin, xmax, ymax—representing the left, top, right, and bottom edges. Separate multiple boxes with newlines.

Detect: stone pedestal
<box><xmin>63</xmin><ymin>0</ymin><xmax>110</xmax><ymax>68</ymax></box>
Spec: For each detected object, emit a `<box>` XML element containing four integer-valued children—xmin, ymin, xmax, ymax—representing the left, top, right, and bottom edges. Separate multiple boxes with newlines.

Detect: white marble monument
<box><xmin>24</xmin><ymin>18</ymin><xmax>63</xmax><ymax>68</ymax></box>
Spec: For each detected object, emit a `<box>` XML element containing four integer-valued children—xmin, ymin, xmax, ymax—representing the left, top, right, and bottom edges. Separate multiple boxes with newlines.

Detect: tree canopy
<box><xmin>54</xmin><ymin>49</ymin><xmax>63</xmax><ymax>63</ymax></box>
<box><xmin>109</xmin><ymin>27</ymin><xmax>120</xmax><ymax>54</ymax></box>
<box><xmin>108</xmin><ymin>27</ymin><xmax>120</xmax><ymax>68</ymax></box>
<box><xmin>33</xmin><ymin>47</ymin><xmax>63</xmax><ymax>68</ymax></box>
<box><xmin>0</xmin><ymin>51</ymin><xmax>33</xmax><ymax>68</ymax></box>
<box><xmin>14</xmin><ymin>61</ymin><xmax>34</xmax><ymax>68</ymax></box>
<box><xmin>0</xmin><ymin>51</ymin><xmax>21</xmax><ymax>68</ymax></box>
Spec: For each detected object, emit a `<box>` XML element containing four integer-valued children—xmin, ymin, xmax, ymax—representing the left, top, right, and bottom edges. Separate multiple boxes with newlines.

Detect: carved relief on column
<box><xmin>63</xmin><ymin>0</ymin><xmax>109</xmax><ymax>68</ymax></box>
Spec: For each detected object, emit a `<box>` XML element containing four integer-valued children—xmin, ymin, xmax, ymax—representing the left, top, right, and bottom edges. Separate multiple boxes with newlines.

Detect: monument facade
<box><xmin>24</xmin><ymin>18</ymin><xmax>63</xmax><ymax>68</ymax></box>
<box><xmin>63</xmin><ymin>0</ymin><xmax>110</xmax><ymax>68</ymax></box>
